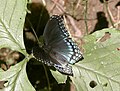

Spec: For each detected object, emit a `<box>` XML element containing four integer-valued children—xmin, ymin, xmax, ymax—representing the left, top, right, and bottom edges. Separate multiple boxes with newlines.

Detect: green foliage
<box><xmin>51</xmin><ymin>70</ymin><xmax>67</xmax><ymax>84</ymax></box>
<box><xmin>71</xmin><ymin>28</ymin><xmax>120</xmax><ymax>91</ymax></box>
<box><xmin>52</xmin><ymin>28</ymin><xmax>120</xmax><ymax>91</ymax></box>
<box><xmin>0</xmin><ymin>0</ymin><xmax>35</xmax><ymax>91</ymax></box>
<box><xmin>0</xmin><ymin>0</ymin><xmax>120</xmax><ymax>91</ymax></box>
<box><xmin>51</xmin><ymin>28</ymin><xmax>120</xmax><ymax>91</ymax></box>
<box><xmin>0</xmin><ymin>0</ymin><xmax>27</xmax><ymax>55</ymax></box>
<box><xmin>0</xmin><ymin>58</ymin><xmax>35</xmax><ymax>91</ymax></box>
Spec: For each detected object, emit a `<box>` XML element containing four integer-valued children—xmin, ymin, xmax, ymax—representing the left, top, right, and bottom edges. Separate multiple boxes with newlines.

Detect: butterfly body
<box><xmin>33</xmin><ymin>15</ymin><xmax>83</xmax><ymax>75</ymax></box>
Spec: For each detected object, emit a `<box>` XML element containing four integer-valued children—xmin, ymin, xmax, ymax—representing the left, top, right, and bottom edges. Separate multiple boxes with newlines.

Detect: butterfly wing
<box><xmin>43</xmin><ymin>15</ymin><xmax>83</xmax><ymax>64</ymax></box>
<box><xmin>32</xmin><ymin>46</ymin><xmax>53</xmax><ymax>66</ymax></box>
<box><xmin>33</xmin><ymin>15</ymin><xmax>83</xmax><ymax>75</ymax></box>
<box><xmin>50</xmin><ymin>38</ymin><xmax>82</xmax><ymax>64</ymax></box>
<box><xmin>33</xmin><ymin>46</ymin><xmax>73</xmax><ymax>75</ymax></box>
<box><xmin>43</xmin><ymin>15</ymin><xmax>69</xmax><ymax>46</ymax></box>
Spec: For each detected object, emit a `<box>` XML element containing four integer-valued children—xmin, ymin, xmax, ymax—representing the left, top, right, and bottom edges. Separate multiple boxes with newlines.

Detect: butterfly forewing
<box><xmin>43</xmin><ymin>15</ymin><xmax>69</xmax><ymax>46</ymax></box>
<box><xmin>43</xmin><ymin>15</ymin><xmax>83</xmax><ymax>64</ymax></box>
<box><xmin>33</xmin><ymin>15</ymin><xmax>83</xmax><ymax>75</ymax></box>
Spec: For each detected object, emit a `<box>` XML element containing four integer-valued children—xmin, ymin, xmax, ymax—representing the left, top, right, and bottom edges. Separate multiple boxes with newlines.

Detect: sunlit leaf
<box><xmin>0</xmin><ymin>0</ymin><xmax>35</xmax><ymax>91</ymax></box>
<box><xmin>71</xmin><ymin>28</ymin><xmax>120</xmax><ymax>91</ymax></box>
<box><xmin>51</xmin><ymin>70</ymin><xmax>67</xmax><ymax>83</ymax></box>
<box><xmin>0</xmin><ymin>58</ymin><xmax>35</xmax><ymax>91</ymax></box>
<box><xmin>52</xmin><ymin>28</ymin><xmax>120</xmax><ymax>91</ymax></box>
<box><xmin>0</xmin><ymin>0</ymin><xmax>27</xmax><ymax>54</ymax></box>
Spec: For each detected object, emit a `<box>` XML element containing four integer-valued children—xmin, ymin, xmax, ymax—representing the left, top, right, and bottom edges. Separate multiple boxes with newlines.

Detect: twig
<box><xmin>116</xmin><ymin>6</ymin><xmax>120</xmax><ymax>28</ymax></box>
<box><xmin>41</xmin><ymin>0</ymin><xmax>46</xmax><ymax>6</ymax></box>
<box><xmin>51</xmin><ymin>0</ymin><xmax>65</xmax><ymax>13</ymax></box>
<box><xmin>66</xmin><ymin>15</ymin><xmax>82</xmax><ymax>38</ymax></box>
<box><xmin>50</xmin><ymin>0</ymin><xmax>59</xmax><ymax>13</ymax></box>
<box><xmin>75</xmin><ymin>0</ymin><xmax>81</xmax><ymax>10</ymax></box>
<box><xmin>103</xmin><ymin>0</ymin><xmax>115</xmax><ymax>28</ymax></box>
<box><xmin>26</xmin><ymin>18</ymin><xmax>42</xmax><ymax>47</ymax></box>
<box><xmin>43</xmin><ymin>64</ymin><xmax>51</xmax><ymax>91</ymax></box>
<box><xmin>108</xmin><ymin>6</ymin><xmax>115</xmax><ymax>22</ymax></box>
<box><xmin>110</xmin><ymin>20</ymin><xmax>120</xmax><ymax>28</ymax></box>
<box><xmin>83</xmin><ymin>0</ymin><xmax>88</xmax><ymax>34</ymax></box>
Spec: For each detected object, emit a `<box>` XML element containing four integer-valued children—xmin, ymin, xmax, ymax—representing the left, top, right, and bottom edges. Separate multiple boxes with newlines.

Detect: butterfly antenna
<box><xmin>26</xmin><ymin>18</ymin><xmax>42</xmax><ymax>47</ymax></box>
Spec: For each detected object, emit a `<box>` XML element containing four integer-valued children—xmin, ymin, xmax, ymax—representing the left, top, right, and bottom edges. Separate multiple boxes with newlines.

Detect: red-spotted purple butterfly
<box><xmin>32</xmin><ymin>15</ymin><xmax>83</xmax><ymax>76</ymax></box>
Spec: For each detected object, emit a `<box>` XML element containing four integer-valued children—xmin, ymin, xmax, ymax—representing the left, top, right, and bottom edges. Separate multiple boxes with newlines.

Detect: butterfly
<box><xmin>32</xmin><ymin>15</ymin><xmax>83</xmax><ymax>76</ymax></box>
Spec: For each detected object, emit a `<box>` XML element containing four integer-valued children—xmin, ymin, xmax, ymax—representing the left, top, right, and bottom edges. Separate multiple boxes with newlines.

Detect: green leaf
<box><xmin>51</xmin><ymin>70</ymin><xmax>67</xmax><ymax>83</ymax></box>
<box><xmin>0</xmin><ymin>0</ymin><xmax>27</xmax><ymax>54</ymax></box>
<box><xmin>0</xmin><ymin>58</ymin><xmax>35</xmax><ymax>91</ymax></box>
<box><xmin>51</xmin><ymin>28</ymin><xmax>120</xmax><ymax>91</ymax></box>
<box><xmin>70</xmin><ymin>28</ymin><xmax>120</xmax><ymax>91</ymax></box>
<box><xmin>0</xmin><ymin>0</ymin><xmax>35</xmax><ymax>91</ymax></box>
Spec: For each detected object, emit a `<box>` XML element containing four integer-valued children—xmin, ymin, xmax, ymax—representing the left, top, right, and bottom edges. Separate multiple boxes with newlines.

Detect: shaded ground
<box><xmin>44</xmin><ymin>0</ymin><xmax>120</xmax><ymax>35</ymax></box>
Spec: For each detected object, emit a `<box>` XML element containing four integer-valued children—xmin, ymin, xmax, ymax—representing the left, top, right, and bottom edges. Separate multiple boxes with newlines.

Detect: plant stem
<box><xmin>43</xmin><ymin>64</ymin><xmax>51</xmax><ymax>91</ymax></box>
<box><xmin>26</xmin><ymin>18</ymin><xmax>42</xmax><ymax>47</ymax></box>
<box><xmin>103</xmin><ymin>0</ymin><xmax>115</xmax><ymax>28</ymax></box>
<box><xmin>84</xmin><ymin>0</ymin><xmax>88</xmax><ymax>34</ymax></box>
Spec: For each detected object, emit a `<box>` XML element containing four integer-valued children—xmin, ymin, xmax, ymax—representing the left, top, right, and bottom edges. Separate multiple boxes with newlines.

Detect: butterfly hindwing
<box><xmin>33</xmin><ymin>46</ymin><xmax>73</xmax><ymax>75</ymax></box>
<box><xmin>32</xmin><ymin>46</ymin><xmax>53</xmax><ymax>66</ymax></box>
